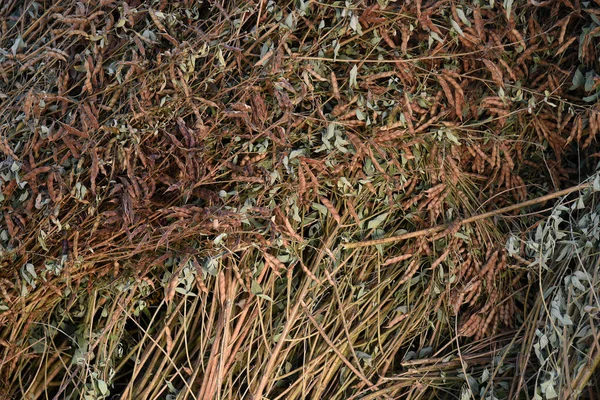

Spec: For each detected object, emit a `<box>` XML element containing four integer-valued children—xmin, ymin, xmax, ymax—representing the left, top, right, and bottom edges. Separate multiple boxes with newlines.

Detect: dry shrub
<box><xmin>0</xmin><ymin>0</ymin><xmax>599</xmax><ymax>398</ymax></box>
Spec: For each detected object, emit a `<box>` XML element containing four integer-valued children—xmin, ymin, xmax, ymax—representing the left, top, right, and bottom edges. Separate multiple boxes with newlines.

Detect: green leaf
<box><xmin>454</xmin><ymin>231</ymin><xmax>469</xmax><ymax>240</ymax></box>
<box><xmin>450</xmin><ymin>19</ymin><xmax>464</xmax><ymax>37</ymax></box>
<box><xmin>570</xmin><ymin>68</ymin><xmax>585</xmax><ymax>90</ymax></box>
<box><xmin>251</xmin><ymin>280</ymin><xmax>262</xmax><ymax>295</ymax></box>
<box><xmin>481</xmin><ymin>368</ymin><xmax>489</xmax><ymax>383</ymax></box>
<box><xmin>445</xmin><ymin>130</ymin><xmax>460</xmax><ymax>144</ymax></box>
<box><xmin>456</xmin><ymin>8</ymin><xmax>471</xmax><ymax>27</ymax></box>
<box><xmin>356</xmin><ymin>108</ymin><xmax>365</xmax><ymax>120</ymax></box>
<box><xmin>97</xmin><ymin>380</ymin><xmax>108</xmax><ymax>396</ymax></box>
<box><xmin>312</xmin><ymin>202</ymin><xmax>329</xmax><ymax>216</ymax></box>
<box><xmin>333</xmin><ymin>40</ymin><xmax>341</xmax><ymax>61</ymax></box>
<box><xmin>334</xmin><ymin>133</ymin><xmax>349</xmax><ymax>153</ymax></box>
<box><xmin>367</xmin><ymin>212</ymin><xmax>388</xmax><ymax>230</ymax></box>
<box><xmin>539</xmin><ymin>334</ymin><xmax>548</xmax><ymax>349</ymax></box>
<box><xmin>585</xmin><ymin>71</ymin><xmax>597</xmax><ymax>92</ymax></box>
<box><xmin>203</xmin><ymin>258</ymin><xmax>218</xmax><ymax>276</ymax></box>
<box><xmin>460</xmin><ymin>387</ymin><xmax>473</xmax><ymax>400</ymax></box>
<box><xmin>166</xmin><ymin>380</ymin><xmax>177</xmax><ymax>393</ymax></box>
<box><xmin>11</xmin><ymin>36</ymin><xmax>26</xmax><ymax>55</ymax></box>
<box><xmin>593</xmin><ymin>174</ymin><xmax>600</xmax><ymax>191</ymax></box>
<box><xmin>217</xmin><ymin>48</ymin><xmax>226</xmax><ymax>67</ymax></box>
<box><xmin>75</xmin><ymin>182</ymin><xmax>88</xmax><ymax>200</ymax></box>
<box><xmin>503</xmin><ymin>0</ymin><xmax>514</xmax><ymax>18</ymax></box>
<box><xmin>284</xmin><ymin>12</ymin><xmax>295</xmax><ymax>29</ymax></box>
<box><xmin>213</xmin><ymin>233</ymin><xmax>227</xmax><ymax>245</ymax></box>
<box><xmin>350</xmin><ymin>15</ymin><xmax>362</xmax><ymax>35</ymax></box>
<box><xmin>349</xmin><ymin>65</ymin><xmax>358</xmax><ymax>89</ymax></box>
<box><xmin>541</xmin><ymin>380</ymin><xmax>558</xmax><ymax>399</ymax></box>
<box><xmin>355</xmin><ymin>351</ymin><xmax>373</xmax><ymax>366</ymax></box>
<box><xmin>430</xmin><ymin>31</ymin><xmax>444</xmax><ymax>45</ymax></box>
<box><xmin>21</xmin><ymin>263</ymin><xmax>38</xmax><ymax>288</ymax></box>
<box><xmin>174</xmin><ymin>287</ymin><xmax>197</xmax><ymax>297</ymax></box>
<box><xmin>256</xmin><ymin>293</ymin><xmax>273</xmax><ymax>302</ymax></box>
<box><xmin>582</xmin><ymin>92</ymin><xmax>599</xmax><ymax>102</ymax></box>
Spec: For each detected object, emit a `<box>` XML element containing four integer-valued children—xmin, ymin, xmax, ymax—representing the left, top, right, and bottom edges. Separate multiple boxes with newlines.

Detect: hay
<box><xmin>0</xmin><ymin>0</ymin><xmax>599</xmax><ymax>398</ymax></box>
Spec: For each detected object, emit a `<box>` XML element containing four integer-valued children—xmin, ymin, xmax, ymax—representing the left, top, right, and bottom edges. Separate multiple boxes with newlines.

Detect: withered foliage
<box><xmin>0</xmin><ymin>0</ymin><xmax>599</xmax><ymax>399</ymax></box>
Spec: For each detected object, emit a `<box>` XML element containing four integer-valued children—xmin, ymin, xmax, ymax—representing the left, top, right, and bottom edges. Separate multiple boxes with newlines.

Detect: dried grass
<box><xmin>0</xmin><ymin>0</ymin><xmax>599</xmax><ymax>398</ymax></box>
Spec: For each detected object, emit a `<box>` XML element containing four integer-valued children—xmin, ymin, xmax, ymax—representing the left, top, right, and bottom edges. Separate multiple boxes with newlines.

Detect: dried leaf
<box><xmin>482</xmin><ymin>59</ymin><xmax>504</xmax><ymax>88</ymax></box>
<box><xmin>320</xmin><ymin>196</ymin><xmax>341</xmax><ymax>223</ymax></box>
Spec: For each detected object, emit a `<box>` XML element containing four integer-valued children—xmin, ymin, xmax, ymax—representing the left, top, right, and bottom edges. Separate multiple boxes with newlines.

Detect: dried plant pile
<box><xmin>505</xmin><ymin>175</ymin><xmax>600</xmax><ymax>400</ymax></box>
<box><xmin>0</xmin><ymin>0</ymin><xmax>599</xmax><ymax>399</ymax></box>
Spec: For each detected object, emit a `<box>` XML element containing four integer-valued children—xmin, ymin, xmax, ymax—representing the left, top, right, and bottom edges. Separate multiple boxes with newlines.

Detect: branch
<box><xmin>343</xmin><ymin>182</ymin><xmax>592</xmax><ymax>249</ymax></box>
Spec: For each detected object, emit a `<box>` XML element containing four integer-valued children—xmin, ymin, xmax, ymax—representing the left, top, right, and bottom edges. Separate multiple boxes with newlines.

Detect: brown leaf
<box><xmin>330</xmin><ymin>71</ymin><xmax>341</xmax><ymax>100</ymax></box>
<box><xmin>24</xmin><ymin>89</ymin><xmax>34</xmax><ymax>121</ymax></box>
<box><xmin>385</xmin><ymin>312</ymin><xmax>408</xmax><ymax>328</ymax></box>
<box><xmin>556</xmin><ymin>36</ymin><xmax>577</xmax><ymax>57</ymax></box>
<box><xmin>430</xmin><ymin>248</ymin><xmax>451</xmax><ymax>269</ymax></box>
<box><xmin>91</xmin><ymin>148</ymin><xmax>99</xmax><ymax>195</ymax></box>
<box><xmin>60</xmin><ymin>122</ymin><xmax>89</xmax><ymax>139</ymax></box>
<box><xmin>82</xmin><ymin>102</ymin><xmax>99</xmax><ymax>130</ymax></box>
<box><xmin>320</xmin><ymin>196</ymin><xmax>341</xmax><ymax>224</ymax></box>
<box><xmin>254</xmin><ymin>49</ymin><xmax>273</xmax><ymax>67</ymax></box>
<box><xmin>177</xmin><ymin>117</ymin><xmax>195</xmax><ymax>148</ymax></box>
<box><xmin>473</xmin><ymin>7</ymin><xmax>485</xmax><ymax>41</ymax></box>
<box><xmin>298</xmin><ymin>164</ymin><xmax>307</xmax><ymax>201</ymax></box>
<box><xmin>218</xmin><ymin>271</ymin><xmax>226</xmax><ymax>303</ymax></box>
<box><xmin>482</xmin><ymin>59</ymin><xmax>504</xmax><ymax>88</ymax></box>
<box><xmin>61</xmin><ymin>136</ymin><xmax>80</xmax><ymax>158</ymax></box>
<box><xmin>437</xmin><ymin>75</ymin><xmax>454</xmax><ymax>110</ymax></box>
<box><xmin>84</xmin><ymin>56</ymin><xmax>93</xmax><ymax>94</ymax></box>
<box><xmin>122</xmin><ymin>190</ymin><xmax>134</xmax><ymax>226</ymax></box>
<box><xmin>165</xmin><ymin>326</ymin><xmax>173</xmax><ymax>354</ymax></box>
<box><xmin>4</xmin><ymin>214</ymin><xmax>15</xmax><ymax>238</ymax></box>
<box><xmin>279</xmin><ymin>209</ymin><xmax>304</xmax><ymax>242</ymax></box>
<box><xmin>165</xmin><ymin>274</ymin><xmax>178</xmax><ymax>305</ymax></box>
<box><xmin>444</xmin><ymin>75</ymin><xmax>464</xmax><ymax>120</ymax></box>
<box><xmin>22</xmin><ymin>166</ymin><xmax>51</xmax><ymax>182</ymax></box>
<box><xmin>148</xmin><ymin>8</ymin><xmax>166</xmax><ymax>31</ymax></box>
<box><xmin>383</xmin><ymin>254</ymin><xmax>413</xmax><ymax>266</ymax></box>
<box><xmin>251</xmin><ymin>93</ymin><xmax>268</xmax><ymax>127</ymax></box>
<box><xmin>264</xmin><ymin>252</ymin><xmax>286</xmax><ymax>275</ymax></box>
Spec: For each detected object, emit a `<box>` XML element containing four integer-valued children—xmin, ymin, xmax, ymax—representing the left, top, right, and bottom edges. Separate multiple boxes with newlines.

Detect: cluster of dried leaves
<box><xmin>0</xmin><ymin>0</ymin><xmax>599</xmax><ymax>398</ymax></box>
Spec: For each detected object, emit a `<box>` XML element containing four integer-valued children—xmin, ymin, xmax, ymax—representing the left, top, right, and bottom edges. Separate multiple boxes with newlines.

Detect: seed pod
<box><xmin>399</xmin><ymin>259</ymin><xmax>421</xmax><ymax>285</ymax></box>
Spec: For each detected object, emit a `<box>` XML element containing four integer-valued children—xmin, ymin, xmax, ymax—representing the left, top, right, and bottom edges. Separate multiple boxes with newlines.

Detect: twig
<box><xmin>343</xmin><ymin>182</ymin><xmax>592</xmax><ymax>249</ymax></box>
<box><xmin>300</xmin><ymin>300</ymin><xmax>393</xmax><ymax>400</ymax></box>
<box><xmin>252</xmin><ymin>228</ymin><xmax>341</xmax><ymax>398</ymax></box>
